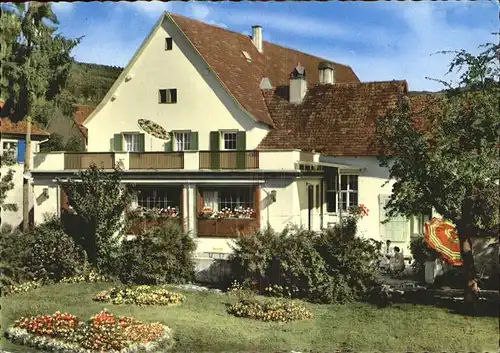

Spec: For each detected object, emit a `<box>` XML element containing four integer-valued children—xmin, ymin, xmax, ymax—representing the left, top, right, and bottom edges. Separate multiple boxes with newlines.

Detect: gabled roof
<box><xmin>83</xmin><ymin>11</ymin><xmax>359</xmax><ymax>128</ymax></box>
<box><xmin>258</xmin><ymin>81</ymin><xmax>409</xmax><ymax>156</ymax></box>
<box><xmin>169</xmin><ymin>13</ymin><xmax>359</xmax><ymax>127</ymax></box>
<box><xmin>73</xmin><ymin>104</ymin><xmax>94</xmax><ymax>138</ymax></box>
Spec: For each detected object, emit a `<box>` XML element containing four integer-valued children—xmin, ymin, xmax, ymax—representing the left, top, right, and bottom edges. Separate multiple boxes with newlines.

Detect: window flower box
<box><xmin>126</xmin><ymin>206</ymin><xmax>181</xmax><ymax>235</ymax></box>
<box><xmin>198</xmin><ymin>206</ymin><xmax>256</xmax><ymax>220</ymax></box>
<box><xmin>197</xmin><ymin>218</ymin><xmax>259</xmax><ymax>237</ymax></box>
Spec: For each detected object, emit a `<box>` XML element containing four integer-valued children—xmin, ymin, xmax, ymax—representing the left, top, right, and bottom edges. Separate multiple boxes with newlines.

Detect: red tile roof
<box><xmin>258</xmin><ymin>81</ymin><xmax>411</xmax><ymax>156</ymax></box>
<box><xmin>73</xmin><ymin>104</ymin><xmax>94</xmax><ymax>138</ymax></box>
<box><xmin>169</xmin><ymin>13</ymin><xmax>360</xmax><ymax>128</ymax></box>
<box><xmin>0</xmin><ymin>117</ymin><xmax>50</xmax><ymax>137</ymax></box>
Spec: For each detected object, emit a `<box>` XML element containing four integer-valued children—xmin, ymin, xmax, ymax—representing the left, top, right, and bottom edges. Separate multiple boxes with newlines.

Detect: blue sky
<box><xmin>50</xmin><ymin>0</ymin><xmax>499</xmax><ymax>91</ymax></box>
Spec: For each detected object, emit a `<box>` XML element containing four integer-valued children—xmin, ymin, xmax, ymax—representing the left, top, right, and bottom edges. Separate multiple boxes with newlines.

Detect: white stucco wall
<box><xmin>320</xmin><ymin>156</ymin><xmax>415</xmax><ymax>254</ymax></box>
<box><xmin>0</xmin><ymin>140</ymin><xmax>41</xmax><ymax>228</ymax></box>
<box><xmin>85</xmin><ymin>19</ymin><xmax>269</xmax><ymax>153</ymax></box>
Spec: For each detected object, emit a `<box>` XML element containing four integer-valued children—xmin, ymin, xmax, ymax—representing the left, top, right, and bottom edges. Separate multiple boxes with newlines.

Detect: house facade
<box><xmin>0</xmin><ymin>114</ymin><xmax>50</xmax><ymax>228</ymax></box>
<box><xmin>30</xmin><ymin>12</ymin><xmax>428</xmax><ymax>264</ymax></box>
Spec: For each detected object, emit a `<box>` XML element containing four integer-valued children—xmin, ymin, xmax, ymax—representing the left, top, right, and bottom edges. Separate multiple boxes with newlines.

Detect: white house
<box><xmin>0</xmin><ymin>114</ymin><xmax>50</xmax><ymax>228</ymax></box>
<box><xmin>30</xmin><ymin>12</ymin><xmax>429</xmax><ymax>264</ymax></box>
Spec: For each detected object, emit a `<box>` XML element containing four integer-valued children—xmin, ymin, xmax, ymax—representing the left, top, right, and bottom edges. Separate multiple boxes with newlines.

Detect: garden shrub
<box><xmin>0</xmin><ymin>217</ymin><xmax>86</xmax><ymax>291</ymax></box>
<box><xmin>229</xmin><ymin>208</ymin><xmax>382</xmax><ymax>304</ymax></box>
<box><xmin>5</xmin><ymin>309</ymin><xmax>174</xmax><ymax>352</ymax></box>
<box><xmin>409</xmin><ymin>236</ymin><xmax>440</xmax><ymax>281</ymax></box>
<box><xmin>27</xmin><ymin>215</ymin><xmax>87</xmax><ymax>282</ymax></box>
<box><xmin>119</xmin><ymin>220</ymin><xmax>196</xmax><ymax>285</ymax></box>
<box><xmin>93</xmin><ymin>285</ymin><xmax>186</xmax><ymax>306</ymax></box>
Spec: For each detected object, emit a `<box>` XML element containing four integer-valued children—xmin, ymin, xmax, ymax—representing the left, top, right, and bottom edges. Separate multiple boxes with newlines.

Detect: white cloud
<box><xmin>123</xmin><ymin>1</ymin><xmax>173</xmax><ymax>18</ymax></box>
<box><xmin>51</xmin><ymin>2</ymin><xmax>74</xmax><ymax>16</ymax></box>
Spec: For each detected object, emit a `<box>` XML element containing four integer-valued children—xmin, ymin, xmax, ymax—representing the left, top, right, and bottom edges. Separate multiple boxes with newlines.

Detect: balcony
<box><xmin>197</xmin><ymin>218</ymin><xmax>259</xmax><ymax>237</ymax></box>
<box><xmin>32</xmin><ymin>149</ymin><xmax>316</xmax><ymax>172</ymax></box>
<box><xmin>64</xmin><ymin>152</ymin><xmax>115</xmax><ymax>170</ymax></box>
<box><xmin>199</xmin><ymin>150</ymin><xmax>259</xmax><ymax>169</ymax></box>
<box><xmin>129</xmin><ymin>152</ymin><xmax>184</xmax><ymax>170</ymax></box>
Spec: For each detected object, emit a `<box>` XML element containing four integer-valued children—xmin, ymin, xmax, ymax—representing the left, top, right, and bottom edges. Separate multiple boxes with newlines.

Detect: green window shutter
<box><xmin>209</xmin><ymin>131</ymin><xmax>220</xmax><ymax>169</ymax></box>
<box><xmin>164</xmin><ymin>133</ymin><xmax>173</xmax><ymax>152</ymax></box>
<box><xmin>236</xmin><ymin>131</ymin><xmax>247</xmax><ymax>169</ymax></box>
<box><xmin>137</xmin><ymin>133</ymin><xmax>145</xmax><ymax>152</ymax></box>
<box><xmin>113</xmin><ymin>134</ymin><xmax>123</xmax><ymax>151</ymax></box>
<box><xmin>190</xmin><ymin>131</ymin><xmax>199</xmax><ymax>151</ymax></box>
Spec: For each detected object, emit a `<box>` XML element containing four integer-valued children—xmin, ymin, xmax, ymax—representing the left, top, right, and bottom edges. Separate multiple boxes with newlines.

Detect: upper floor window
<box><xmin>222</xmin><ymin>132</ymin><xmax>237</xmax><ymax>150</ymax></box>
<box><xmin>174</xmin><ymin>132</ymin><xmax>191</xmax><ymax>151</ymax></box>
<box><xmin>165</xmin><ymin>37</ymin><xmax>173</xmax><ymax>51</ymax></box>
<box><xmin>2</xmin><ymin>141</ymin><xmax>18</xmax><ymax>157</ymax></box>
<box><xmin>124</xmin><ymin>133</ymin><xmax>141</xmax><ymax>152</ymax></box>
<box><xmin>159</xmin><ymin>89</ymin><xmax>177</xmax><ymax>104</ymax></box>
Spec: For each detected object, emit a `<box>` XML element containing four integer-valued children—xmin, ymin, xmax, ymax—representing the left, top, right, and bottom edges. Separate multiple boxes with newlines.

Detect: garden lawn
<box><xmin>1</xmin><ymin>282</ymin><xmax>498</xmax><ymax>353</ymax></box>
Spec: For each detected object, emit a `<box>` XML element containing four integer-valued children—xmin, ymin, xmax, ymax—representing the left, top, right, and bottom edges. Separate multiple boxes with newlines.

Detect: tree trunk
<box><xmin>456</xmin><ymin>224</ymin><xmax>479</xmax><ymax>311</ymax></box>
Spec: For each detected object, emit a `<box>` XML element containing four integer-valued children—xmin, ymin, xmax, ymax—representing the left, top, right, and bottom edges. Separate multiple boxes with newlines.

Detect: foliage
<box><xmin>409</xmin><ymin>236</ymin><xmax>440</xmax><ymax>275</ymax></box>
<box><xmin>59</xmin><ymin>269</ymin><xmax>111</xmax><ymax>284</ymax></box>
<box><xmin>376</xmin><ymin>42</ymin><xmax>499</xmax><ymax>237</ymax></box>
<box><xmin>227</xmin><ymin>296</ymin><xmax>313</xmax><ymax>322</ymax></box>
<box><xmin>65</xmin><ymin>61</ymin><xmax>122</xmax><ymax>105</ymax></box>
<box><xmin>26</xmin><ymin>214</ymin><xmax>86</xmax><ymax>282</ymax></box>
<box><xmin>229</xmin><ymin>212</ymin><xmax>381</xmax><ymax>304</ymax></box>
<box><xmin>0</xmin><ymin>151</ymin><xmax>17</xmax><ymax>212</ymax></box>
<box><xmin>0</xmin><ymin>224</ymin><xmax>35</xmax><ymax>289</ymax></box>
<box><xmin>40</xmin><ymin>133</ymin><xmax>65</xmax><ymax>152</ymax></box>
<box><xmin>0</xmin><ymin>2</ymin><xmax>81</xmax><ymax>126</ymax></box>
<box><xmin>119</xmin><ymin>220</ymin><xmax>196</xmax><ymax>285</ymax></box>
<box><xmin>93</xmin><ymin>285</ymin><xmax>186</xmax><ymax>306</ymax></box>
<box><xmin>64</xmin><ymin>134</ymin><xmax>85</xmax><ymax>152</ymax></box>
<box><xmin>58</xmin><ymin>163</ymin><xmax>132</xmax><ymax>274</ymax></box>
<box><xmin>5</xmin><ymin>309</ymin><xmax>174</xmax><ymax>353</ymax></box>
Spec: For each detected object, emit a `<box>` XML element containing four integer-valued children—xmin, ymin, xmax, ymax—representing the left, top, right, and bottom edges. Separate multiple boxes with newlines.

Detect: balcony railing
<box><xmin>199</xmin><ymin>150</ymin><xmax>259</xmax><ymax>169</ymax></box>
<box><xmin>129</xmin><ymin>152</ymin><xmax>184</xmax><ymax>170</ymax></box>
<box><xmin>64</xmin><ymin>152</ymin><xmax>115</xmax><ymax>170</ymax></box>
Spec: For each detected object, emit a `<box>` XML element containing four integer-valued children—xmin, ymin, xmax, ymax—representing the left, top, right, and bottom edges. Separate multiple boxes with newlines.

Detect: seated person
<box><xmin>389</xmin><ymin>246</ymin><xmax>406</xmax><ymax>273</ymax></box>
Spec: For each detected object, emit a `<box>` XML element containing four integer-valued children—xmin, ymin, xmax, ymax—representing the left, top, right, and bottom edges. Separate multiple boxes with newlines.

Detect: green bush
<box><xmin>229</xmin><ymin>214</ymin><xmax>381</xmax><ymax>304</ymax></box>
<box><xmin>0</xmin><ymin>217</ymin><xmax>86</xmax><ymax>292</ymax></box>
<box><xmin>27</xmin><ymin>215</ymin><xmax>87</xmax><ymax>282</ymax></box>
<box><xmin>119</xmin><ymin>220</ymin><xmax>196</xmax><ymax>285</ymax></box>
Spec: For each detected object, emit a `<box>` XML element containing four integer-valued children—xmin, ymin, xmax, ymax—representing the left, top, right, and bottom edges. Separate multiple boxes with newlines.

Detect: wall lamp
<box><xmin>270</xmin><ymin>190</ymin><xmax>277</xmax><ymax>202</ymax></box>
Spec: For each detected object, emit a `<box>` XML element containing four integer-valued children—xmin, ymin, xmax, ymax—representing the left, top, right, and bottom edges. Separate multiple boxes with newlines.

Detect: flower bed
<box><xmin>227</xmin><ymin>298</ymin><xmax>314</xmax><ymax>322</ymax></box>
<box><xmin>198</xmin><ymin>206</ymin><xmax>255</xmax><ymax>220</ymax></box>
<box><xmin>93</xmin><ymin>286</ymin><xmax>186</xmax><ymax>306</ymax></box>
<box><xmin>5</xmin><ymin>309</ymin><xmax>174</xmax><ymax>352</ymax></box>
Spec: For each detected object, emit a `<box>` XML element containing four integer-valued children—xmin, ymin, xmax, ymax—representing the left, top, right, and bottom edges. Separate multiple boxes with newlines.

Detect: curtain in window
<box><xmin>125</xmin><ymin>134</ymin><xmax>139</xmax><ymax>152</ymax></box>
<box><xmin>203</xmin><ymin>191</ymin><xmax>218</xmax><ymax>211</ymax></box>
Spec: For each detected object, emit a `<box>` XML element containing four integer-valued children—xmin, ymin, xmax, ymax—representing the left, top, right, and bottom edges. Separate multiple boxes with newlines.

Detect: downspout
<box><xmin>337</xmin><ymin>168</ymin><xmax>342</xmax><ymax>225</ymax></box>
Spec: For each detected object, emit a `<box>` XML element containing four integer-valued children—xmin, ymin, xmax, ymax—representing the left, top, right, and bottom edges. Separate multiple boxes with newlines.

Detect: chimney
<box><xmin>289</xmin><ymin>64</ymin><xmax>307</xmax><ymax>104</ymax></box>
<box><xmin>318</xmin><ymin>61</ymin><xmax>336</xmax><ymax>84</ymax></box>
<box><xmin>252</xmin><ymin>25</ymin><xmax>263</xmax><ymax>53</ymax></box>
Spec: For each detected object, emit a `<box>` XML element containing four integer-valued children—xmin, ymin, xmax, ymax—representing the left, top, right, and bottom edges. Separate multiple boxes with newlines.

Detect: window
<box><xmin>200</xmin><ymin>187</ymin><xmax>255</xmax><ymax>213</ymax></box>
<box><xmin>124</xmin><ymin>134</ymin><xmax>141</xmax><ymax>152</ymax></box>
<box><xmin>136</xmin><ymin>186</ymin><xmax>181</xmax><ymax>210</ymax></box>
<box><xmin>2</xmin><ymin>141</ymin><xmax>18</xmax><ymax>157</ymax></box>
<box><xmin>325</xmin><ymin>168</ymin><xmax>358</xmax><ymax>213</ymax></box>
<box><xmin>159</xmin><ymin>89</ymin><xmax>177</xmax><ymax>104</ymax></box>
<box><xmin>165</xmin><ymin>37</ymin><xmax>173</xmax><ymax>51</ymax></box>
<box><xmin>222</xmin><ymin>132</ymin><xmax>237</xmax><ymax>150</ymax></box>
<box><xmin>174</xmin><ymin>132</ymin><xmax>191</xmax><ymax>151</ymax></box>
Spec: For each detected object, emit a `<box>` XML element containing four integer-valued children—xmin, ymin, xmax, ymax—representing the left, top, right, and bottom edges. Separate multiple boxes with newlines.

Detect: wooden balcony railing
<box><xmin>64</xmin><ymin>153</ymin><xmax>115</xmax><ymax>170</ymax></box>
<box><xmin>199</xmin><ymin>150</ymin><xmax>259</xmax><ymax>169</ymax></box>
<box><xmin>129</xmin><ymin>152</ymin><xmax>184</xmax><ymax>170</ymax></box>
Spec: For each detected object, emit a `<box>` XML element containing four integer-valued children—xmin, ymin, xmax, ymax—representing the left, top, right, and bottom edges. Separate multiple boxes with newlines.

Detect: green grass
<box><xmin>1</xmin><ymin>282</ymin><xmax>498</xmax><ymax>352</ymax></box>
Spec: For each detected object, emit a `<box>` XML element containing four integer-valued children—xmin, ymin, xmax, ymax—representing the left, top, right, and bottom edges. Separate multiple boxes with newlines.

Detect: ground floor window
<box><xmin>325</xmin><ymin>167</ymin><xmax>359</xmax><ymax>213</ymax></box>
<box><xmin>131</xmin><ymin>185</ymin><xmax>182</xmax><ymax>218</ymax></box>
<box><xmin>198</xmin><ymin>186</ymin><xmax>255</xmax><ymax>219</ymax></box>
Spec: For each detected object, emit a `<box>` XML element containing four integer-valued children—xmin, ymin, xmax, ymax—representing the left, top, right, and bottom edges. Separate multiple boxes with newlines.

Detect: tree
<box><xmin>0</xmin><ymin>2</ymin><xmax>81</xmax><ymax>126</ymax></box>
<box><xmin>57</xmin><ymin>164</ymin><xmax>133</xmax><ymax>274</ymax></box>
<box><xmin>65</xmin><ymin>134</ymin><xmax>86</xmax><ymax>152</ymax></box>
<box><xmin>376</xmin><ymin>42</ymin><xmax>499</xmax><ymax>308</ymax></box>
<box><xmin>39</xmin><ymin>133</ymin><xmax>65</xmax><ymax>152</ymax></box>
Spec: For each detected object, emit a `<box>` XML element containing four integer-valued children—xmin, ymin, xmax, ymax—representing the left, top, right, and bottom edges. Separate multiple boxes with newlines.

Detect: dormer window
<box><xmin>165</xmin><ymin>37</ymin><xmax>173</xmax><ymax>51</ymax></box>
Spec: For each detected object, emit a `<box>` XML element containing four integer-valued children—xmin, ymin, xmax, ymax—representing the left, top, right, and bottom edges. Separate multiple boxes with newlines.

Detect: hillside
<box><xmin>66</xmin><ymin>61</ymin><xmax>123</xmax><ymax>106</ymax></box>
